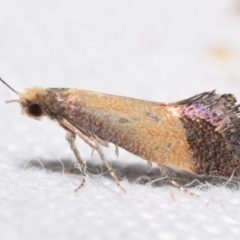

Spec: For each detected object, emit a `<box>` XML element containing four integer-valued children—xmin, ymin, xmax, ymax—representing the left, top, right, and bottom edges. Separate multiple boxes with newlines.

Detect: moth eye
<box><xmin>28</xmin><ymin>103</ymin><xmax>42</xmax><ymax>117</ymax></box>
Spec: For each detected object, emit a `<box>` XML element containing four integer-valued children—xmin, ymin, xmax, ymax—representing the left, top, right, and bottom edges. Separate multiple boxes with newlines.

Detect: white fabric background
<box><xmin>0</xmin><ymin>1</ymin><xmax>240</xmax><ymax>239</ymax></box>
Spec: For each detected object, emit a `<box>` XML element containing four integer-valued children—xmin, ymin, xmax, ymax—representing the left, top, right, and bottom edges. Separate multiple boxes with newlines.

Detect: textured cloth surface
<box><xmin>0</xmin><ymin>1</ymin><xmax>240</xmax><ymax>240</ymax></box>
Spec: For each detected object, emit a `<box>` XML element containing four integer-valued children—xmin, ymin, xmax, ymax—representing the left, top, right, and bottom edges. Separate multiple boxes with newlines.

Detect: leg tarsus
<box><xmin>159</xmin><ymin>165</ymin><xmax>199</xmax><ymax>198</ymax></box>
<box><xmin>92</xmin><ymin>138</ymin><xmax>126</xmax><ymax>193</ymax></box>
<box><xmin>66</xmin><ymin>131</ymin><xmax>87</xmax><ymax>192</ymax></box>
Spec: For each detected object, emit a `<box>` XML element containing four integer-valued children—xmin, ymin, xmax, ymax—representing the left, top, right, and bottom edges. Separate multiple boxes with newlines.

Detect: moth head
<box><xmin>0</xmin><ymin>78</ymin><xmax>47</xmax><ymax>119</ymax></box>
<box><xmin>19</xmin><ymin>88</ymin><xmax>47</xmax><ymax>119</ymax></box>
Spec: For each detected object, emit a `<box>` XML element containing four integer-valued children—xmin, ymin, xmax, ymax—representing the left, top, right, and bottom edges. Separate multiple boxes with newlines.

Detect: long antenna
<box><xmin>0</xmin><ymin>77</ymin><xmax>19</xmax><ymax>96</ymax></box>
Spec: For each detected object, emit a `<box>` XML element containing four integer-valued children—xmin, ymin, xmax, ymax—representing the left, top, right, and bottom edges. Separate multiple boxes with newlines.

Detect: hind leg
<box><xmin>158</xmin><ymin>165</ymin><xmax>199</xmax><ymax>197</ymax></box>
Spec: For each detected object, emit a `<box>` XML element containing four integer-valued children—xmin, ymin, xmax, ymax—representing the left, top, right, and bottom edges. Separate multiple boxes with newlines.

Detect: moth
<box><xmin>1</xmin><ymin>78</ymin><xmax>240</xmax><ymax>196</ymax></box>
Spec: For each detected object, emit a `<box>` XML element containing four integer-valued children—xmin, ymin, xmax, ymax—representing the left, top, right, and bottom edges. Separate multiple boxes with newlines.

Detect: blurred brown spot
<box><xmin>210</xmin><ymin>45</ymin><xmax>240</xmax><ymax>62</ymax></box>
<box><xmin>235</xmin><ymin>0</ymin><xmax>240</xmax><ymax>14</ymax></box>
<box><xmin>211</xmin><ymin>46</ymin><xmax>232</xmax><ymax>61</ymax></box>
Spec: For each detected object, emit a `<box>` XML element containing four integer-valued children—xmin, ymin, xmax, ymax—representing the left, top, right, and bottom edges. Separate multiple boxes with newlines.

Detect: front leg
<box><xmin>66</xmin><ymin>131</ymin><xmax>87</xmax><ymax>192</ymax></box>
<box><xmin>60</xmin><ymin>117</ymin><xmax>125</xmax><ymax>193</ymax></box>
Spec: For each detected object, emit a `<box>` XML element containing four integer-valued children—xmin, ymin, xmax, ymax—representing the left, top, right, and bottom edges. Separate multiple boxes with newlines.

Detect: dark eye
<box><xmin>28</xmin><ymin>103</ymin><xmax>42</xmax><ymax>117</ymax></box>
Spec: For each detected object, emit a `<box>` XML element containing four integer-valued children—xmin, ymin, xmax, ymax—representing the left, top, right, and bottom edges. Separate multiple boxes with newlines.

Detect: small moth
<box><xmin>1</xmin><ymin>78</ymin><xmax>240</xmax><ymax>196</ymax></box>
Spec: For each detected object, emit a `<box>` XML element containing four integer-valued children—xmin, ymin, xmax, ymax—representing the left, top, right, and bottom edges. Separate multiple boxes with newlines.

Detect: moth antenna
<box><xmin>5</xmin><ymin>99</ymin><xmax>19</xmax><ymax>104</ymax></box>
<box><xmin>0</xmin><ymin>77</ymin><xmax>20</xmax><ymax>96</ymax></box>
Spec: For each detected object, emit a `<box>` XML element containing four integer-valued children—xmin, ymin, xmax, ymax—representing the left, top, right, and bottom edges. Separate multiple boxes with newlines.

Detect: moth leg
<box><xmin>60</xmin><ymin>117</ymin><xmax>126</xmax><ymax>193</ymax></box>
<box><xmin>115</xmin><ymin>144</ymin><xmax>119</xmax><ymax>157</ymax></box>
<box><xmin>159</xmin><ymin>165</ymin><xmax>199</xmax><ymax>197</ymax></box>
<box><xmin>147</xmin><ymin>161</ymin><xmax>152</xmax><ymax>173</ymax></box>
<box><xmin>91</xmin><ymin>137</ymin><xmax>126</xmax><ymax>193</ymax></box>
<box><xmin>66</xmin><ymin>131</ymin><xmax>87</xmax><ymax>192</ymax></box>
